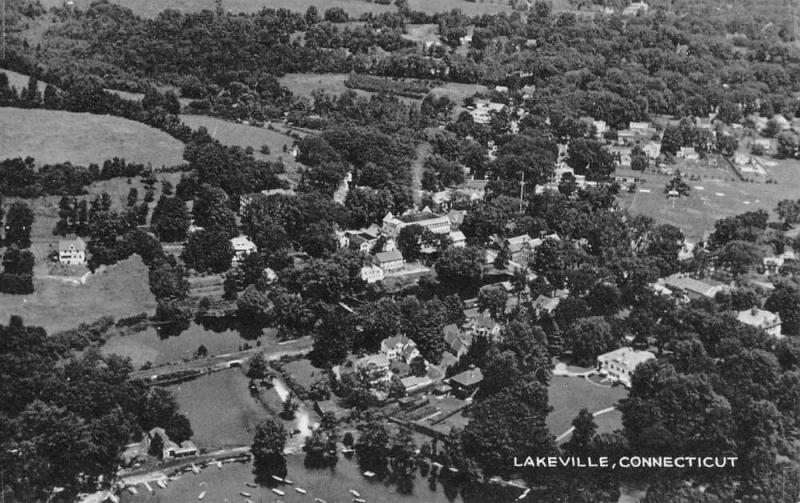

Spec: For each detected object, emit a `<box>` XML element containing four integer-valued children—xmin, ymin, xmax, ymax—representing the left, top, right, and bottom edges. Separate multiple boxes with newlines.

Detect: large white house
<box><xmin>58</xmin><ymin>237</ymin><xmax>87</xmax><ymax>266</ymax></box>
<box><xmin>597</xmin><ymin>347</ymin><xmax>655</xmax><ymax>387</ymax></box>
<box><xmin>360</xmin><ymin>264</ymin><xmax>385</xmax><ymax>284</ymax></box>
<box><xmin>230</xmin><ymin>236</ymin><xmax>257</xmax><ymax>266</ymax></box>
<box><xmin>737</xmin><ymin>308</ymin><xmax>782</xmax><ymax>338</ymax></box>
<box><xmin>382</xmin><ymin>210</ymin><xmax>452</xmax><ymax>238</ymax></box>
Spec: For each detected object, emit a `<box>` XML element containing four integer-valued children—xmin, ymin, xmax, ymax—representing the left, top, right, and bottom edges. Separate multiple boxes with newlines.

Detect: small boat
<box><xmin>271</xmin><ymin>475</ymin><xmax>284</xmax><ymax>483</ymax></box>
<box><xmin>363</xmin><ymin>471</ymin><xmax>375</xmax><ymax>478</ymax></box>
<box><xmin>191</xmin><ymin>464</ymin><xmax>200</xmax><ymax>474</ymax></box>
<box><xmin>283</xmin><ymin>478</ymin><xmax>294</xmax><ymax>485</ymax></box>
<box><xmin>246</xmin><ymin>500</ymin><xmax>252</xmax><ymax>503</ymax></box>
<box><xmin>156</xmin><ymin>480</ymin><xmax>167</xmax><ymax>489</ymax></box>
<box><xmin>517</xmin><ymin>488</ymin><xmax>531</xmax><ymax>500</ymax></box>
<box><xmin>240</xmin><ymin>491</ymin><xmax>251</xmax><ymax>497</ymax></box>
<box><xmin>199</xmin><ymin>482</ymin><xmax>207</xmax><ymax>487</ymax></box>
<box><xmin>295</xmin><ymin>488</ymin><xmax>307</xmax><ymax>494</ymax></box>
<box><xmin>107</xmin><ymin>494</ymin><xmax>120</xmax><ymax>503</ymax></box>
<box><xmin>353</xmin><ymin>499</ymin><xmax>366</xmax><ymax>503</ymax></box>
<box><xmin>215</xmin><ymin>460</ymin><xmax>223</xmax><ymax>469</ymax></box>
<box><xmin>341</xmin><ymin>448</ymin><xmax>354</xmax><ymax>454</ymax></box>
<box><xmin>271</xmin><ymin>489</ymin><xmax>285</xmax><ymax>496</ymax></box>
<box><xmin>144</xmin><ymin>481</ymin><xmax>153</xmax><ymax>493</ymax></box>
<box><xmin>349</xmin><ymin>489</ymin><xmax>361</xmax><ymax>497</ymax></box>
<box><xmin>314</xmin><ymin>499</ymin><xmax>327</xmax><ymax>503</ymax></box>
<box><xmin>127</xmin><ymin>486</ymin><xmax>138</xmax><ymax>495</ymax></box>
<box><xmin>198</xmin><ymin>491</ymin><xmax>206</xmax><ymax>500</ymax></box>
<box><xmin>245</xmin><ymin>482</ymin><xmax>257</xmax><ymax>488</ymax></box>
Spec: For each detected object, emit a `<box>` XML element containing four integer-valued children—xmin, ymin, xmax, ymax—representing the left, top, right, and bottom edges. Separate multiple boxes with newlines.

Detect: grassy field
<box><xmin>39</xmin><ymin>0</ymin><xmax>510</xmax><ymax>18</ymax></box>
<box><xmin>167</xmin><ymin>369</ymin><xmax>272</xmax><ymax>449</ymax></box>
<box><xmin>0</xmin><ymin>255</ymin><xmax>156</xmax><ymax>334</ymax></box>
<box><xmin>618</xmin><ymin>156</ymin><xmax>800</xmax><ymax>241</ymax></box>
<box><xmin>102</xmin><ymin>324</ymin><xmax>280</xmax><ymax>368</ymax></box>
<box><xmin>0</xmin><ymin>68</ymin><xmax>45</xmax><ymax>93</ymax></box>
<box><xmin>546</xmin><ymin>375</ymin><xmax>628</xmax><ymax>439</ymax></box>
<box><xmin>0</xmin><ymin>107</ymin><xmax>185</xmax><ymax>167</ymax></box>
<box><xmin>180</xmin><ymin>114</ymin><xmax>303</xmax><ymax>180</ymax></box>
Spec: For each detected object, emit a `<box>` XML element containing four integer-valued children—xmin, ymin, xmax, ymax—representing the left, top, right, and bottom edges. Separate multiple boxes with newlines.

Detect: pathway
<box><xmin>272</xmin><ymin>377</ymin><xmax>315</xmax><ymax>453</ymax></box>
<box><xmin>554</xmin><ymin>407</ymin><xmax>618</xmax><ymax>443</ymax></box>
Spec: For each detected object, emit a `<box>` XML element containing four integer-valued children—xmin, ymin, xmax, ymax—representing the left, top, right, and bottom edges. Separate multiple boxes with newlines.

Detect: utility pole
<box><xmin>519</xmin><ymin>171</ymin><xmax>526</xmax><ymax>214</ymax></box>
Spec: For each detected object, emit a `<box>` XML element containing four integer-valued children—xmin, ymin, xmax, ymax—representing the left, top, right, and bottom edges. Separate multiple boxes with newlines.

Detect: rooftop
<box><xmin>597</xmin><ymin>347</ymin><xmax>655</xmax><ymax>368</ymax></box>
<box><xmin>450</xmin><ymin>367</ymin><xmax>484</xmax><ymax>388</ymax></box>
<box><xmin>376</xmin><ymin>250</ymin><xmax>403</xmax><ymax>263</ymax></box>
<box><xmin>737</xmin><ymin>308</ymin><xmax>780</xmax><ymax>327</ymax></box>
<box><xmin>58</xmin><ymin>237</ymin><xmax>86</xmax><ymax>252</ymax></box>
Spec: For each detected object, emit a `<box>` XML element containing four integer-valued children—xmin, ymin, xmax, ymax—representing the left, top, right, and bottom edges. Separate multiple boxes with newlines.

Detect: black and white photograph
<box><xmin>1</xmin><ymin>0</ymin><xmax>800</xmax><ymax>501</ymax></box>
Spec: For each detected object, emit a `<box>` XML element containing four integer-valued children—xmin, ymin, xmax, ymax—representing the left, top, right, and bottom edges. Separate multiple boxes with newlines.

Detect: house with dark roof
<box><xmin>375</xmin><ymin>250</ymin><xmax>404</xmax><ymax>272</ymax></box>
<box><xmin>449</xmin><ymin>367</ymin><xmax>484</xmax><ymax>398</ymax></box>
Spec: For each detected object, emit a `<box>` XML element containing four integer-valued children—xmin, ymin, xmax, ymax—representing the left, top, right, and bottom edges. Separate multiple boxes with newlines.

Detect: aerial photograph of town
<box><xmin>3</xmin><ymin>0</ymin><xmax>800</xmax><ymax>501</ymax></box>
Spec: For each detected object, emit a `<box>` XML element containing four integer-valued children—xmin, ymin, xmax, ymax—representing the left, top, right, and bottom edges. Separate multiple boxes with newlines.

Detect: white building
<box><xmin>58</xmin><ymin>237</ymin><xmax>86</xmax><ymax>266</ymax></box>
<box><xmin>230</xmin><ymin>236</ymin><xmax>257</xmax><ymax>266</ymax></box>
<box><xmin>375</xmin><ymin>250</ymin><xmax>405</xmax><ymax>272</ymax></box>
<box><xmin>622</xmin><ymin>2</ymin><xmax>648</xmax><ymax>16</ymax></box>
<box><xmin>360</xmin><ymin>264</ymin><xmax>385</xmax><ymax>284</ymax></box>
<box><xmin>597</xmin><ymin>348</ymin><xmax>655</xmax><ymax>387</ymax></box>
<box><xmin>737</xmin><ymin>308</ymin><xmax>782</xmax><ymax>338</ymax></box>
<box><xmin>382</xmin><ymin>210</ymin><xmax>452</xmax><ymax>239</ymax></box>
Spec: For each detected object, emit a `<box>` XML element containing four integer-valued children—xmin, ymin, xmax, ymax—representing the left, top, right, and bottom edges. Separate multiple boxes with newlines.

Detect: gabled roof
<box><xmin>376</xmin><ymin>250</ymin><xmax>403</xmax><ymax>263</ymax></box>
<box><xmin>450</xmin><ymin>367</ymin><xmax>484</xmax><ymax>387</ymax></box>
<box><xmin>59</xmin><ymin>237</ymin><xmax>86</xmax><ymax>252</ymax></box>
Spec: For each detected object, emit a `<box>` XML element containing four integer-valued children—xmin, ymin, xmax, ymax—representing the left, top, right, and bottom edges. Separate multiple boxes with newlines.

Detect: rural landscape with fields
<box><xmin>4</xmin><ymin>0</ymin><xmax>800</xmax><ymax>502</ymax></box>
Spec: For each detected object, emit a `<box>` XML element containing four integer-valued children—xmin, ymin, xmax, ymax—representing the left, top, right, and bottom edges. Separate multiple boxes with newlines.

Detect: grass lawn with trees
<box><xmin>0</xmin><ymin>107</ymin><xmax>185</xmax><ymax>167</ymax></box>
<box><xmin>546</xmin><ymin>375</ymin><xmax>627</xmax><ymax>439</ymax></box>
<box><xmin>0</xmin><ymin>255</ymin><xmax>156</xmax><ymax>334</ymax></box>
<box><xmin>180</xmin><ymin>114</ymin><xmax>303</xmax><ymax>180</ymax></box>
<box><xmin>167</xmin><ymin>369</ymin><xmax>272</xmax><ymax>449</ymax></box>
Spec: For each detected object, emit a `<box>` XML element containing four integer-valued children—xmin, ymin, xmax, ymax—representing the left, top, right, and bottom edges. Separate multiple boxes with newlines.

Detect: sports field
<box><xmin>0</xmin><ymin>107</ymin><xmax>185</xmax><ymax>167</ymax></box>
<box><xmin>618</xmin><ymin>157</ymin><xmax>800</xmax><ymax>241</ymax></box>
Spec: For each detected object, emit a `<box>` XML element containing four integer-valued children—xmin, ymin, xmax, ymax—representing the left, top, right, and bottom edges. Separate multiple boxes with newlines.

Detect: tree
<box><xmin>247</xmin><ymin>353</ymin><xmax>269</xmax><ymax>379</ymax></box>
<box><xmin>192</xmin><ymin>184</ymin><xmax>238</xmax><ymax>238</ymax></box>
<box><xmin>150</xmin><ymin>196</ymin><xmax>190</xmax><ymax>242</ymax></box>
<box><xmin>714</xmin><ymin>240</ymin><xmax>762</xmax><ymax>276</ymax></box>
<box><xmin>564</xmin><ymin>408</ymin><xmax>597</xmax><ymax>455</ymax></box>
<box><xmin>148</xmin><ymin>432</ymin><xmax>164</xmax><ymax>458</ymax></box>
<box><xmin>715</xmin><ymin>135</ymin><xmax>739</xmax><ymax>157</ymax></box>
<box><xmin>776</xmin><ymin>131</ymin><xmax>799</xmax><ymax>158</ymax></box>
<box><xmin>181</xmin><ymin>229</ymin><xmax>234</xmax><ymax>273</ymax></box>
<box><xmin>304</xmin><ymin>426</ymin><xmax>338</xmax><ymax>468</ymax></box>
<box><xmin>775</xmin><ymin>199</ymin><xmax>800</xmax><ymax>227</ymax></box>
<box><xmin>5</xmin><ymin>202</ymin><xmax>34</xmax><ymax>249</ymax></box>
<box><xmin>565</xmin><ymin>139</ymin><xmax>615</xmax><ymax>181</ymax></box>
<box><xmin>461</xmin><ymin>380</ymin><xmax>556</xmax><ymax>478</ymax></box>
<box><xmin>664</xmin><ymin>175</ymin><xmax>690</xmax><ymax>197</ymax></box>
<box><xmin>566</xmin><ymin>317</ymin><xmax>617</xmax><ymax>367</ymax></box>
<box><xmin>397</xmin><ymin>224</ymin><xmax>435</xmax><ymax>262</ymax></box>
<box><xmin>252</xmin><ymin>419</ymin><xmax>287</xmax><ymax>476</ymax></box>
<box><xmin>410</xmin><ymin>356</ymin><xmax>427</xmax><ymax>377</ymax></box>
<box><xmin>435</xmin><ymin>246</ymin><xmax>483</xmax><ymax>291</ymax></box>
<box><xmin>304</xmin><ymin>5</ymin><xmax>320</xmax><ymax>24</ymax></box>
<box><xmin>477</xmin><ymin>285</ymin><xmax>508</xmax><ymax>321</ymax></box>
<box><xmin>148</xmin><ymin>259</ymin><xmax>188</xmax><ymax>301</ymax></box>
<box><xmin>765</xmin><ymin>283</ymin><xmax>800</xmax><ymax>336</ymax></box>
<box><xmin>237</xmin><ymin>285</ymin><xmax>273</xmax><ymax>325</ymax></box>
<box><xmin>323</xmin><ymin>7</ymin><xmax>348</xmax><ymax>22</ymax></box>
<box><xmin>355</xmin><ymin>420</ymin><xmax>391</xmax><ymax>473</ymax></box>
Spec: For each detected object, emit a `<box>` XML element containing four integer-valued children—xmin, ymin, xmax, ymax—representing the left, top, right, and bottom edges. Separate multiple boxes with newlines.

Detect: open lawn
<box><xmin>279</xmin><ymin>73</ymin><xmax>361</xmax><ymax>100</ymax></box>
<box><xmin>167</xmin><ymin>369</ymin><xmax>271</xmax><ymax>449</ymax></box>
<box><xmin>0</xmin><ymin>255</ymin><xmax>156</xmax><ymax>334</ymax></box>
<box><xmin>618</xmin><ymin>157</ymin><xmax>800</xmax><ymax>241</ymax></box>
<box><xmin>546</xmin><ymin>375</ymin><xmax>628</xmax><ymax>439</ymax></box>
<box><xmin>0</xmin><ymin>107</ymin><xmax>185</xmax><ymax>167</ymax></box>
<box><xmin>180</xmin><ymin>114</ymin><xmax>303</xmax><ymax>181</ymax></box>
<box><xmin>40</xmin><ymin>0</ymin><xmax>510</xmax><ymax>18</ymax></box>
<box><xmin>0</xmin><ymin>68</ymin><xmax>45</xmax><ymax>93</ymax></box>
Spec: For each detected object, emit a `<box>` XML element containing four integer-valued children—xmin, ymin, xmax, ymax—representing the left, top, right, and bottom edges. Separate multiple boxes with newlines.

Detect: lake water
<box><xmin>120</xmin><ymin>455</ymin><xmax>523</xmax><ymax>503</ymax></box>
<box><xmin>103</xmin><ymin>321</ymin><xmax>278</xmax><ymax>368</ymax></box>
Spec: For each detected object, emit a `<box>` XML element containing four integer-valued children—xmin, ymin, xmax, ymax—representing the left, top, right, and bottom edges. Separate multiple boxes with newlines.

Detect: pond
<box><xmin>102</xmin><ymin>321</ymin><xmax>278</xmax><ymax>368</ymax></box>
<box><xmin>120</xmin><ymin>454</ymin><xmax>524</xmax><ymax>503</ymax></box>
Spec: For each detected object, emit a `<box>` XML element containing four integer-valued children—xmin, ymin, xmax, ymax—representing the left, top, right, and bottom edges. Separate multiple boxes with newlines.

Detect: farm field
<box><xmin>618</xmin><ymin>157</ymin><xmax>800</xmax><ymax>241</ymax></box>
<box><xmin>0</xmin><ymin>255</ymin><xmax>156</xmax><ymax>334</ymax></box>
<box><xmin>167</xmin><ymin>369</ymin><xmax>272</xmax><ymax>449</ymax></box>
<box><xmin>0</xmin><ymin>68</ymin><xmax>46</xmax><ymax>93</ymax></box>
<box><xmin>0</xmin><ymin>107</ymin><xmax>185</xmax><ymax>167</ymax></box>
<box><xmin>180</xmin><ymin>114</ymin><xmax>303</xmax><ymax>180</ymax></box>
<box><xmin>39</xmin><ymin>0</ymin><xmax>511</xmax><ymax>19</ymax></box>
<box><xmin>546</xmin><ymin>375</ymin><xmax>628</xmax><ymax>439</ymax></box>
